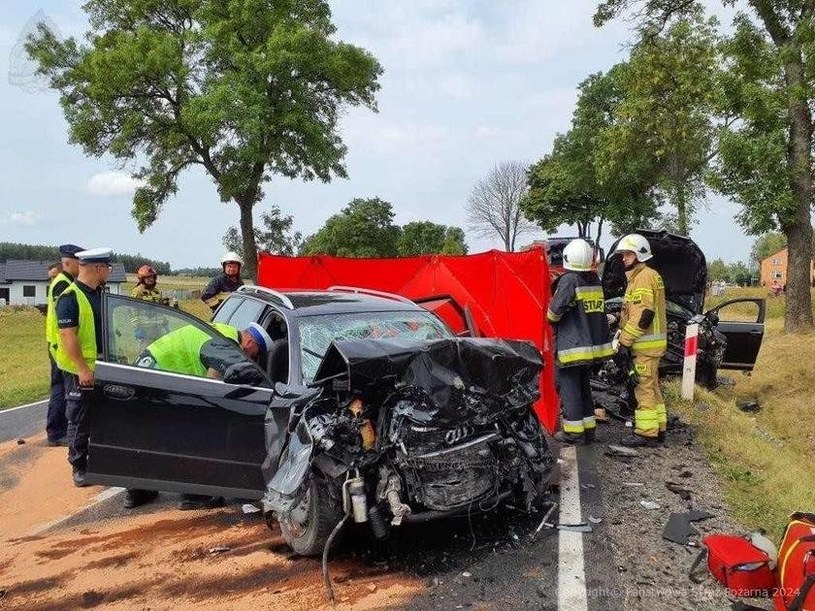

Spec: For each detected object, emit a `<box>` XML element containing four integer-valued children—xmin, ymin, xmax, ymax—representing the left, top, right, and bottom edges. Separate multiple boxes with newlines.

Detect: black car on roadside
<box><xmin>593</xmin><ymin>230</ymin><xmax>765</xmax><ymax>412</ymax></box>
<box><xmin>84</xmin><ymin>286</ymin><xmax>554</xmax><ymax>555</ymax></box>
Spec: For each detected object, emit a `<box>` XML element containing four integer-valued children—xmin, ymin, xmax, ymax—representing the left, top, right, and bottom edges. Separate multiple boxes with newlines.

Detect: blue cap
<box><xmin>59</xmin><ymin>244</ymin><xmax>85</xmax><ymax>259</ymax></box>
<box><xmin>76</xmin><ymin>247</ymin><xmax>113</xmax><ymax>264</ymax></box>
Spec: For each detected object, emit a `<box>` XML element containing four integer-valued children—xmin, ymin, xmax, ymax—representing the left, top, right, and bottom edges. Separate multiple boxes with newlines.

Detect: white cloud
<box><xmin>86</xmin><ymin>171</ymin><xmax>145</xmax><ymax>196</ymax></box>
<box><xmin>5</xmin><ymin>210</ymin><xmax>43</xmax><ymax>225</ymax></box>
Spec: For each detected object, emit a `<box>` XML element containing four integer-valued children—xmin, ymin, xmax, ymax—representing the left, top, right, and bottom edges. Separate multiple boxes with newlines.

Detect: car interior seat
<box><xmin>266</xmin><ymin>338</ymin><xmax>289</xmax><ymax>384</ymax></box>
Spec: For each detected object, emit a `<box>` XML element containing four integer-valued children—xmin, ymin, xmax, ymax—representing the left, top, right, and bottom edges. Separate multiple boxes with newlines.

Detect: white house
<box><xmin>0</xmin><ymin>260</ymin><xmax>127</xmax><ymax>306</ymax></box>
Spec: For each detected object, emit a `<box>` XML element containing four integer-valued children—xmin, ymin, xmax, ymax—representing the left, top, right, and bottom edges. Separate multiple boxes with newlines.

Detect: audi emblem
<box><xmin>445</xmin><ymin>425</ymin><xmax>473</xmax><ymax>445</ymax></box>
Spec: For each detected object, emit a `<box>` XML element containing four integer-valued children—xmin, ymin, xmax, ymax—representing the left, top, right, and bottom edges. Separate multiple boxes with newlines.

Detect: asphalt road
<box><xmin>0</xmin><ymin>400</ymin><xmax>47</xmax><ymax>443</ymax></box>
<box><xmin>1</xmin><ymin>401</ymin><xmax>622</xmax><ymax>610</ymax></box>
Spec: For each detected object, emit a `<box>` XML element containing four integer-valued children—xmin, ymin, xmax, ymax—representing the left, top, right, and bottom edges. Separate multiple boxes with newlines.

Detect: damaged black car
<box><xmin>592</xmin><ymin>230</ymin><xmax>766</xmax><ymax>414</ymax></box>
<box><xmin>85</xmin><ymin>287</ymin><xmax>554</xmax><ymax>555</ymax></box>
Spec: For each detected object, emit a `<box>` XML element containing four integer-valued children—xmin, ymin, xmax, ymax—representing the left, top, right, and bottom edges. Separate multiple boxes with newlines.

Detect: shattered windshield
<box><xmin>297</xmin><ymin>311</ymin><xmax>451</xmax><ymax>383</ymax></box>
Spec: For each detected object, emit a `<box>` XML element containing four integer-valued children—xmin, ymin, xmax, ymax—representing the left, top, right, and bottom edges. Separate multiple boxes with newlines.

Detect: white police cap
<box><xmin>76</xmin><ymin>247</ymin><xmax>113</xmax><ymax>264</ymax></box>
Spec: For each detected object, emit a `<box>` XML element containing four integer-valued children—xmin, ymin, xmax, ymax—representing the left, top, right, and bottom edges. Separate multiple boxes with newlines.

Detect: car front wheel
<box><xmin>278</xmin><ymin>473</ymin><xmax>344</xmax><ymax>556</ymax></box>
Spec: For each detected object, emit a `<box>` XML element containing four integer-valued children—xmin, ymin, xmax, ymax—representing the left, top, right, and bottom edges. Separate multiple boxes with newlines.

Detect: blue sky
<box><xmin>0</xmin><ymin>0</ymin><xmax>751</xmax><ymax>268</ymax></box>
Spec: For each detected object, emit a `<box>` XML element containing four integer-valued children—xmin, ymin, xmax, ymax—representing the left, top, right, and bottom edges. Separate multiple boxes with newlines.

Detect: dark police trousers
<box><xmin>64</xmin><ymin>373</ymin><xmax>91</xmax><ymax>472</ymax></box>
<box><xmin>47</xmin><ymin>350</ymin><xmax>68</xmax><ymax>441</ymax></box>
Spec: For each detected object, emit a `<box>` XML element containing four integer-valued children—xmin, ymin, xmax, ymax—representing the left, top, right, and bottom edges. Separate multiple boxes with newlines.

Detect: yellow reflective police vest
<box><xmin>619</xmin><ymin>264</ymin><xmax>667</xmax><ymax>357</ymax></box>
<box><xmin>45</xmin><ymin>271</ymin><xmax>72</xmax><ymax>348</ymax></box>
<box><xmin>145</xmin><ymin>323</ymin><xmax>239</xmax><ymax>377</ymax></box>
<box><xmin>52</xmin><ymin>284</ymin><xmax>98</xmax><ymax>373</ymax></box>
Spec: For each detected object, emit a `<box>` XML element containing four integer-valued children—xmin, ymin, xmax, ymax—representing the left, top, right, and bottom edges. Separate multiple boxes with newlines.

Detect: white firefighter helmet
<box><xmin>221</xmin><ymin>251</ymin><xmax>243</xmax><ymax>266</ymax></box>
<box><xmin>614</xmin><ymin>233</ymin><xmax>653</xmax><ymax>262</ymax></box>
<box><xmin>562</xmin><ymin>239</ymin><xmax>595</xmax><ymax>271</ymax></box>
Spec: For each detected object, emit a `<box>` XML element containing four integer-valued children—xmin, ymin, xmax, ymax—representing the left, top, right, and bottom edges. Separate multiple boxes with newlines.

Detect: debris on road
<box><xmin>665</xmin><ymin>481</ymin><xmax>693</xmax><ymax>501</ymax></box>
<box><xmin>208</xmin><ymin>545</ymin><xmax>231</xmax><ymax>554</ymax></box>
<box><xmin>557</xmin><ymin>523</ymin><xmax>593</xmax><ymax>533</ymax></box>
<box><xmin>737</xmin><ymin>400</ymin><xmax>761</xmax><ymax>413</ymax></box>
<box><xmin>16</xmin><ymin>439</ymin><xmax>24</xmax><ymax>445</ymax></box>
<box><xmin>588</xmin><ymin>515</ymin><xmax>603</xmax><ymax>524</ymax></box>
<box><xmin>639</xmin><ymin>500</ymin><xmax>661</xmax><ymax>510</ymax></box>
<box><xmin>662</xmin><ymin>510</ymin><xmax>715</xmax><ymax>545</ymax></box>
<box><xmin>241</xmin><ymin>503</ymin><xmax>261</xmax><ymax>514</ymax></box>
<box><xmin>606</xmin><ymin>445</ymin><xmax>641</xmax><ymax>458</ymax></box>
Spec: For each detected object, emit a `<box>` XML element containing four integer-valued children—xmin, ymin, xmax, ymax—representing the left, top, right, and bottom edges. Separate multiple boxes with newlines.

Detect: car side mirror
<box><xmin>223</xmin><ymin>362</ymin><xmax>265</xmax><ymax>386</ymax></box>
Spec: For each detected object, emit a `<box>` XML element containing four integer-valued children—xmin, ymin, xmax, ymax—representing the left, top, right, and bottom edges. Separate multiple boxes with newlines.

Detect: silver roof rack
<box><xmin>236</xmin><ymin>285</ymin><xmax>294</xmax><ymax>309</ymax></box>
<box><xmin>328</xmin><ymin>285</ymin><xmax>414</xmax><ymax>304</ymax></box>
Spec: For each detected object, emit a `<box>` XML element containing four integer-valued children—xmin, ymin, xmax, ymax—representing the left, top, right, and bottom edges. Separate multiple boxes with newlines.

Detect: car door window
<box><xmin>104</xmin><ymin>294</ymin><xmax>268</xmax><ymax>384</ymax></box>
<box><xmin>225</xmin><ymin>298</ymin><xmax>267</xmax><ymax>332</ymax></box>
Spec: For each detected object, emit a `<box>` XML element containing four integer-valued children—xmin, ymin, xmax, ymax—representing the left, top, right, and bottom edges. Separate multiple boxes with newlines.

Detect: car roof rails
<box><xmin>328</xmin><ymin>285</ymin><xmax>414</xmax><ymax>304</ymax></box>
<box><xmin>236</xmin><ymin>285</ymin><xmax>294</xmax><ymax>310</ymax></box>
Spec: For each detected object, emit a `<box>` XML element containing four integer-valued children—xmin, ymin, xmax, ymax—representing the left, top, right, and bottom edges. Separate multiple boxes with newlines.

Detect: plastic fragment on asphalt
<box><xmin>640</xmin><ymin>500</ymin><xmax>661</xmax><ymax>510</ymax></box>
<box><xmin>580</xmin><ymin>483</ymin><xmax>595</xmax><ymax>489</ymax></box>
<box><xmin>241</xmin><ymin>503</ymin><xmax>261</xmax><ymax>514</ymax></box>
<box><xmin>462</xmin><ymin>572</ymin><xmax>472</xmax><ymax>578</ymax></box>
<box><xmin>662</xmin><ymin>510</ymin><xmax>714</xmax><ymax>545</ymax></box>
<box><xmin>588</xmin><ymin>515</ymin><xmax>603</xmax><ymax>524</ymax></box>
<box><xmin>622</xmin><ymin>482</ymin><xmax>644</xmax><ymax>486</ymax></box>
<box><xmin>209</xmin><ymin>546</ymin><xmax>231</xmax><ymax>554</ymax></box>
<box><xmin>665</xmin><ymin>481</ymin><xmax>692</xmax><ymax>501</ymax></box>
<box><xmin>606</xmin><ymin>445</ymin><xmax>641</xmax><ymax>458</ymax></box>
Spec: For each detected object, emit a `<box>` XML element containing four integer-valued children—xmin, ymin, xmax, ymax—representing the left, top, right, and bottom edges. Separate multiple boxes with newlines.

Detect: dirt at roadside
<box><xmin>592</xmin><ymin>415</ymin><xmax>774</xmax><ymax>611</ymax></box>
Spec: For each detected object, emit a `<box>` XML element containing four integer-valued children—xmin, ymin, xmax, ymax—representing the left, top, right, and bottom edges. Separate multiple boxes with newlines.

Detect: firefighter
<box><xmin>130</xmin><ymin>265</ymin><xmax>170</xmax><ymax>345</ymax></box>
<box><xmin>548</xmin><ymin>239</ymin><xmax>615</xmax><ymax>444</ymax></box>
<box><xmin>612</xmin><ymin>234</ymin><xmax>668</xmax><ymax>448</ymax></box>
<box><xmin>201</xmin><ymin>252</ymin><xmax>244</xmax><ymax>312</ymax></box>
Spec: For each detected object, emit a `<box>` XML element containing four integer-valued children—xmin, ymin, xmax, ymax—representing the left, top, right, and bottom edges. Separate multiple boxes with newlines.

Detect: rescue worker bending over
<box><xmin>201</xmin><ymin>252</ymin><xmax>244</xmax><ymax>312</ymax></box>
<box><xmin>547</xmin><ymin>239</ymin><xmax>614</xmax><ymax>445</ymax></box>
<box><xmin>612</xmin><ymin>234</ymin><xmax>668</xmax><ymax>448</ymax></box>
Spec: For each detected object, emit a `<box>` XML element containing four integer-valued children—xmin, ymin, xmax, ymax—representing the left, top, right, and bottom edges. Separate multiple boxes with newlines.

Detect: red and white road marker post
<box><xmin>681</xmin><ymin>322</ymin><xmax>699</xmax><ymax>400</ymax></box>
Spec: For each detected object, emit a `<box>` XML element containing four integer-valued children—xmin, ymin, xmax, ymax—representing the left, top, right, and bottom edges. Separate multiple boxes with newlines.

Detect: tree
<box><xmin>594</xmin><ymin>0</ymin><xmax>813</xmax><ymax>331</ymax></box>
<box><xmin>300</xmin><ymin>198</ymin><xmax>401</xmax><ymax>257</ymax></box>
<box><xmin>466</xmin><ymin>161</ymin><xmax>535</xmax><ymax>252</ymax></box>
<box><xmin>708</xmin><ymin>258</ymin><xmax>728</xmax><ymax>281</ymax></box>
<box><xmin>223</xmin><ymin>206</ymin><xmax>303</xmax><ymax>258</ymax></box>
<box><xmin>751</xmin><ymin>232</ymin><xmax>787</xmax><ymax>264</ymax></box>
<box><xmin>397</xmin><ymin>221</ymin><xmax>468</xmax><ymax>256</ymax></box>
<box><xmin>27</xmin><ymin>0</ymin><xmax>382</xmax><ymax>281</ymax></box>
<box><xmin>522</xmin><ymin>68</ymin><xmax>661</xmax><ymax>242</ymax></box>
<box><xmin>598</xmin><ymin>13</ymin><xmax>726</xmax><ymax>235</ymax></box>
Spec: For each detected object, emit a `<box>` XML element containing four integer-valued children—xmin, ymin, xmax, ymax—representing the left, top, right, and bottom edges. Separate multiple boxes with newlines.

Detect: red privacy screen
<box><xmin>257</xmin><ymin>248</ymin><xmax>557</xmax><ymax>432</ymax></box>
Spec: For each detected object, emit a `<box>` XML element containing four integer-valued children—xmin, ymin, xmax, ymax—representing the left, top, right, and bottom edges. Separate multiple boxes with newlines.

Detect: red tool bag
<box><xmin>774</xmin><ymin>513</ymin><xmax>815</xmax><ymax>611</ymax></box>
<box><xmin>690</xmin><ymin>533</ymin><xmax>777</xmax><ymax>597</ymax></box>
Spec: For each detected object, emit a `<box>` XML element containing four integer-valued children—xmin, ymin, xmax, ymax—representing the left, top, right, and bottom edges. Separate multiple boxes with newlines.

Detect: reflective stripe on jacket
<box><xmin>547</xmin><ymin>271</ymin><xmax>614</xmax><ymax>367</ymax></box>
<box><xmin>52</xmin><ymin>283</ymin><xmax>97</xmax><ymax>374</ymax></box>
<box><xmin>146</xmin><ymin>323</ymin><xmax>239</xmax><ymax>377</ymax></box>
<box><xmin>619</xmin><ymin>263</ymin><xmax>667</xmax><ymax>357</ymax></box>
<box><xmin>45</xmin><ymin>271</ymin><xmax>72</xmax><ymax>347</ymax></box>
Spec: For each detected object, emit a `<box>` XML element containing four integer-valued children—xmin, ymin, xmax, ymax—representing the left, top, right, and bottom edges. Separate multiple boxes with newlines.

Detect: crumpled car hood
<box><xmin>603</xmin><ymin>229</ymin><xmax>707</xmax><ymax>314</ymax></box>
<box><xmin>263</xmin><ymin>337</ymin><xmax>544</xmax><ymax>513</ymax></box>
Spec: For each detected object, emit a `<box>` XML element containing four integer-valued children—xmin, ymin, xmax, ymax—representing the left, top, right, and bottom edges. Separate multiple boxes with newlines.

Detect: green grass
<box><xmin>0</xmin><ymin>278</ymin><xmax>212</xmax><ymax>410</ymax></box>
<box><xmin>665</xmin><ymin>286</ymin><xmax>815</xmax><ymax>539</ymax></box>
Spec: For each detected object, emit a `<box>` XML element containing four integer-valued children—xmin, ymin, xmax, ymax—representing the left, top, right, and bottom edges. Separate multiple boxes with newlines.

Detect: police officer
<box><xmin>52</xmin><ymin>247</ymin><xmax>111</xmax><ymax>486</ymax></box>
<box><xmin>547</xmin><ymin>239</ymin><xmax>615</xmax><ymax>444</ymax></box>
<box><xmin>612</xmin><ymin>234</ymin><xmax>668</xmax><ymax>448</ymax></box>
<box><xmin>201</xmin><ymin>252</ymin><xmax>244</xmax><ymax>312</ymax></box>
<box><xmin>44</xmin><ymin>245</ymin><xmax>85</xmax><ymax>446</ymax></box>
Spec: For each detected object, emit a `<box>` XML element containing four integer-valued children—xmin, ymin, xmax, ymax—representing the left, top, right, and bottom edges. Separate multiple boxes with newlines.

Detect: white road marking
<box><xmin>31</xmin><ymin>487</ymin><xmax>125</xmax><ymax>535</ymax></box>
<box><xmin>558</xmin><ymin>445</ymin><xmax>589</xmax><ymax>611</ymax></box>
<box><xmin>1</xmin><ymin>399</ymin><xmax>47</xmax><ymax>414</ymax></box>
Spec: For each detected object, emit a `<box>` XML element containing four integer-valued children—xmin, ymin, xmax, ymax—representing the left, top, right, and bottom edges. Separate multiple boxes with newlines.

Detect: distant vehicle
<box><xmin>84</xmin><ymin>287</ymin><xmax>554</xmax><ymax>556</ymax></box>
<box><xmin>538</xmin><ymin>237</ymin><xmax>604</xmax><ymax>283</ymax></box>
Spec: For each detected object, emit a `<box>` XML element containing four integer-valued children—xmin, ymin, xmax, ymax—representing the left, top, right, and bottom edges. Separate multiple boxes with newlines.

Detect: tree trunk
<box><xmin>236</xmin><ymin>197</ymin><xmax>259</xmax><ymax>282</ymax></box>
<box><xmin>675</xmin><ymin>184</ymin><xmax>688</xmax><ymax>235</ymax></box>
<box><xmin>781</xmin><ymin>53</ymin><xmax>814</xmax><ymax>332</ymax></box>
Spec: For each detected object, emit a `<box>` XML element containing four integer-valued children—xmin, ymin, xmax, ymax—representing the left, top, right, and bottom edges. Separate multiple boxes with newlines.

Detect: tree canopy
<box><xmin>300</xmin><ymin>198</ymin><xmax>468</xmax><ymax>257</ymax></box>
<box><xmin>27</xmin><ymin>0</ymin><xmax>383</xmax><ymax>280</ymax></box>
<box><xmin>594</xmin><ymin>0</ymin><xmax>814</xmax><ymax>331</ymax></box>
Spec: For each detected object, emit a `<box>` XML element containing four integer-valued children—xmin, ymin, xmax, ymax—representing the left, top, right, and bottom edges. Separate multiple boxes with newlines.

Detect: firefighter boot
<box><xmin>620</xmin><ymin>433</ymin><xmax>658</xmax><ymax>448</ymax></box>
<box><xmin>584</xmin><ymin>428</ymin><xmax>596</xmax><ymax>444</ymax></box>
<box><xmin>554</xmin><ymin>430</ymin><xmax>584</xmax><ymax>445</ymax></box>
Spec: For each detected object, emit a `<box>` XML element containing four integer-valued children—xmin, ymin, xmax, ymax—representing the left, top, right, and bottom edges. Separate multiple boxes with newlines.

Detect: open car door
<box><xmin>85</xmin><ymin>294</ymin><xmax>274</xmax><ymax>499</ymax></box>
<box><xmin>706</xmin><ymin>298</ymin><xmax>766</xmax><ymax>371</ymax></box>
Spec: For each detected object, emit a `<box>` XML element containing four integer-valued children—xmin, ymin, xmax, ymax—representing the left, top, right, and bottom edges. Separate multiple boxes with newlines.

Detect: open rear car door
<box><xmin>706</xmin><ymin>298</ymin><xmax>766</xmax><ymax>371</ymax></box>
<box><xmin>85</xmin><ymin>294</ymin><xmax>274</xmax><ymax>499</ymax></box>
